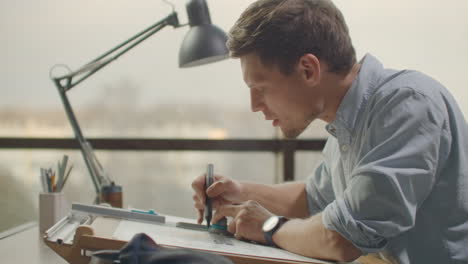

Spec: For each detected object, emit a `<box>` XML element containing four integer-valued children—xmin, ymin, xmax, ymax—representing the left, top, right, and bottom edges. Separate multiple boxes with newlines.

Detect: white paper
<box><xmin>112</xmin><ymin>215</ymin><xmax>333</xmax><ymax>264</ymax></box>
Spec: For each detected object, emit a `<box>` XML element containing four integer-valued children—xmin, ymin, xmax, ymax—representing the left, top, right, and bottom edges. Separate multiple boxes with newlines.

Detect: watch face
<box><xmin>263</xmin><ymin>216</ymin><xmax>279</xmax><ymax>232</ymax></box>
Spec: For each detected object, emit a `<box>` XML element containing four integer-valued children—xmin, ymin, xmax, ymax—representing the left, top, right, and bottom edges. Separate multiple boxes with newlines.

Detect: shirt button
<box><xmin>341</xmin><ymin>145</ymin><xmax>349</xmax><ymax>152</ymax></box>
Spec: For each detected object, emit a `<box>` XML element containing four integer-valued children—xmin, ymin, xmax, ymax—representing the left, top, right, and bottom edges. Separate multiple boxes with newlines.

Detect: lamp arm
<box><xmin>53</xmin><ymin>78</ymin><xmax>102</xmax><ymax>195</ymax></box>
<box><xmin>54</xmin><ymin>12</ymin><xmax>180</xmax><ymax>91</ymax></box>
<box><xmin>51</xmin><ymin>11</ymin><xmax>181</xmax><ymax>199</ymax></box>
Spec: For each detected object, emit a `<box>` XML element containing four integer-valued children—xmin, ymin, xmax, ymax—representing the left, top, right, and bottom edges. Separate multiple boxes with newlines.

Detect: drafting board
<box><xmin>43</xmin><ymin>203</ymin><xmax>388</xmax><ymax>264</ymax></box>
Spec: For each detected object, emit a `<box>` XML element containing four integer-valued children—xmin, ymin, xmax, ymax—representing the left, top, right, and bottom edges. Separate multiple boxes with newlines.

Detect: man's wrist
<box><xmin>239</xmin><ymin>181</ymin><xmax>254</xmax><ymax>202</ymax></box>
<box><xmin>263</xmin><ymin>215</ymin><xmax>289</xmax><ymax>247</ymax></box>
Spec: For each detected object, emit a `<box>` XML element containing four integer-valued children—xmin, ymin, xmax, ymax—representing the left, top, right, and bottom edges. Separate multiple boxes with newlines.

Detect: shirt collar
<box><xmin>326</xmin><ymin>54</ymin><xmax>385</xmax><ymax>142</ymax></box>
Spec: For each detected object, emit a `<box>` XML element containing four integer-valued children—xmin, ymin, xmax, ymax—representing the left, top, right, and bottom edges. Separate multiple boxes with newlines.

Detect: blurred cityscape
<box><xmin>0</xmin><ymin>92</ymin><xmax>328</xmax><ymax>232</ymax></box>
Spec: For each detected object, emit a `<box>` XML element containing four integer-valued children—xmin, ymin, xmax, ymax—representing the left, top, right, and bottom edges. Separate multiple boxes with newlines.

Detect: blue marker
<box><xmin>205</xmin><ymin>164</ymin><xmax>214</xmax><ymax>229</ymax></box>
<box><xmin>131</xmin><ymin>209</ymin><xmax>158</xmax><ymax>215</ymax></box>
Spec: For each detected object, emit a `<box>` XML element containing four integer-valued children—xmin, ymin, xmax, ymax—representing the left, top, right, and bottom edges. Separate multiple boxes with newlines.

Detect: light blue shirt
<box><xmin>306</xmin><ymin>54</ymin><xmax>468</xmax><ymax>263</ymax></box>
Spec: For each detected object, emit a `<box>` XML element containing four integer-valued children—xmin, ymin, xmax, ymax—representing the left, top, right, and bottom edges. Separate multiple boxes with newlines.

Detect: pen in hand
<box><xmin>204</xmin><ymin>164</ymin><xmax>214</xmax><ymax>229</ymax></box>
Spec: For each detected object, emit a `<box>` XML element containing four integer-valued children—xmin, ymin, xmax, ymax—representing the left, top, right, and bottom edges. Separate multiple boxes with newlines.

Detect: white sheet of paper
<box><xmin>112</xmin><ymin>216</ymin><xmax>333</xmax><ymax>264</ymax></box>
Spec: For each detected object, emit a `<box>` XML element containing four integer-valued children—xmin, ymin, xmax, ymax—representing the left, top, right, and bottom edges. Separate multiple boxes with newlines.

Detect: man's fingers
<box><xmin>227</xmin><ymin>216</ymin><xmax>237</xmax><ymax>234</ymax></box>
<box><xmin>212</xmin><ymin>204</ymin><xmax>240</xmax><ymax>223</ymax></box>
<box><xmin>193</xmin><ymin>200</ymin><xmax>204</xmax><ymax>210</ymax></box>
<box><xmin>212</xmin><ymin>209</ymin><xmax>225</xmax><ymax>224</ymax></box>
<box><xmin>192</xmin><ymin>193</ymin><xmax>201</xmax><ymax>203</ymax></box>
<box><xmin>206</xmin><ymin>180</ymin><xmax>227</xmax><ymax>198</ymax></box>
<box><xmin>193</xmin><ymin>194</ymin><xmax>205</xmax><ymax>210</ymax></box>
<box><xmin>234</xmin><ymin>218</ymin><xmax>244</xmax><ymax>240</ymax></box>
<box><xmin>191</xmin><ymin>174</ymin><xmax>205</xmax><ymax>192</ymax></box>
<box><xmin>195</xmin><ymin>193</ymin><xmax>230</xmax><ymax>210</ymax></box>
<box><xmin>216</xmin><ymin>204</ymin><xmax>241</xmax><ymax>217</ymax></box>
<box><xmin>191</xmin><ymin>174</ymin><xmax>206</xmax><ymax>202</ymax></box>
<box><xmin>226</xmin><ymin>215</ymin><xmax>245</xmax><ymax>240</ymax></box>
<box><xmin>196</xmin><ymin>208</ymin><xmax>204</xmax><ymax>224</ymax></box>
<box><xmin>213</xmin><ymin>174</ymin><xmax>224</xmax><ymax>181</ymax></box>
<box><xmin>212</xmin><ymin>197</ymin><xmax>231</xmax><ymax>209</ymax></box>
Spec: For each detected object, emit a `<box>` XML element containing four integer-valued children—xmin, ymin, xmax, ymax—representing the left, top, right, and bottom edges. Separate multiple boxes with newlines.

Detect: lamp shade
<box><xmin>179</xmin><ymin>25</ymin><xmax>229</xmax><ymax>68</ymax></box>
<box><xmin>178</xmin><ymin>0</ymin><xmax>229</xmax><ymax>68</ymax></box>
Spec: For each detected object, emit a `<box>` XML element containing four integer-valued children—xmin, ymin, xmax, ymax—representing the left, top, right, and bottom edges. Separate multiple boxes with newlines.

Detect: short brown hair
<box><xmin>227</xmin><ymin>0</ymin><xmax>356</xmax><ymax>75</ymax></box>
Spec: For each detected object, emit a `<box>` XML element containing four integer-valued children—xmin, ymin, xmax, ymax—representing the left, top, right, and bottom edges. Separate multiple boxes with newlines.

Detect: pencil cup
<box><xmin>100</xmin><ymin>183</ymin><xmax>123</xmax><ymax>208</ymax></box>
<box><xmin>39</xmin><ymin>192</ymin><xmax>69</xmax><ymax>234</ymax></box>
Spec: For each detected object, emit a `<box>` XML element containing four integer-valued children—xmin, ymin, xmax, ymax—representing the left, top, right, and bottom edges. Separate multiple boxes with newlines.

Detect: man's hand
<box><xmin>192</xmin><ymin>174</ymin><xmax>244</xmax><ymax>224</ymax></box>
<box><xmin>213</xmin><ymin>200</ymin><xmax>274</xmax><ymax>243</ymax></box>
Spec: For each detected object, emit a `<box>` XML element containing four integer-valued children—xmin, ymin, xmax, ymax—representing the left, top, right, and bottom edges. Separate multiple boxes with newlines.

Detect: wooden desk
<box><xmin>0</xmin><ymin>222</ymin><xmax>67</xmax><ymax>264</ymax></box>
<box><xmin>0</xmin><ymin>222</ymin><xmax>388</xmax><ymax>264</ymax></box>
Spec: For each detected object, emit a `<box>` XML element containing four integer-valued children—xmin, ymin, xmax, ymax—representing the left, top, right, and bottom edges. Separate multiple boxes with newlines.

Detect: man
<box><xmin>192</xmin><ymin>0</ymin><xmax>468</xmax><ymax>263</ymax></box>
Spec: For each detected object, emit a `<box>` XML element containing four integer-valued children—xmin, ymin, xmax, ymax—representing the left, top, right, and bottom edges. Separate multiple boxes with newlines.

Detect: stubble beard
<box><xmin>281</xmin><ymin>115</ymin><xmax>315</xmax><ymax>139</ymax></box>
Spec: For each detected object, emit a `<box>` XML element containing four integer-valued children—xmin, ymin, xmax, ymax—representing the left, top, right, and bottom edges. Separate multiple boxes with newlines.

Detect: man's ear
<box><xmin>298</xmin><ymin>54</ymin><xmax>321</xmax><ymax>86</ymax></box>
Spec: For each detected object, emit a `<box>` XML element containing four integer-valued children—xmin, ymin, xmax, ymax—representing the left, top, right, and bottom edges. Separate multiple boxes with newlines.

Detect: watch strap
<box><xmin>263</xmin><ymin>216</ymin><xmax>288</xmax><ymax>247</ymax></box>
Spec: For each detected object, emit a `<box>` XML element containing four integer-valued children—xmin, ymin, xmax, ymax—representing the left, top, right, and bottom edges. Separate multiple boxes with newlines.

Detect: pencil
<box><xmin>60</xmin><ymin>164</ymin><xmax>73</xmax><ymax>191</ymax></box>
<box><xmin>51</xmin><ymin>173</ymin><xmax>56</xmax><ymax>192</ymax></box>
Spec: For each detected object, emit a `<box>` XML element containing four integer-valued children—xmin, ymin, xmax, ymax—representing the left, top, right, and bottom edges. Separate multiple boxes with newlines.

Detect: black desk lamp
<box><xmin>50</xmin><ymin>0</ymin><xmax>229</xmax><ymax>206</ymax></box>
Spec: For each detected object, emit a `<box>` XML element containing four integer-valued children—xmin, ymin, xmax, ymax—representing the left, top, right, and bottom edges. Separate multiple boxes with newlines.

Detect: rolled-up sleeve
<box><xmin>306</xmin><ymin>139</ymin><xmax>337</xmax><ymax>216</ymax></box>
<box><xmin>322</xmin><ymin>88</ymin><xmax>445</xmax><ymax>253</ymax></box>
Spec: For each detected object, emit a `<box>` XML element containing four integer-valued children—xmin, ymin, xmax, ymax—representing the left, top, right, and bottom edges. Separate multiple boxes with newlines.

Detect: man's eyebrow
<box><xmin>245</xmin><ymin>77</ymin><xmax>263</xmax><ymax>90</ymax></box>
<box><xmin>247</xmin><ymin>83</ymin><xmax>263</xmax><ymax>90</ymax></box>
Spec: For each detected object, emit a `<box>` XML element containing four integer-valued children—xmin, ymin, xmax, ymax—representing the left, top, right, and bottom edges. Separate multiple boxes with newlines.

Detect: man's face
<box><xmin>240</xmin><ymin>53</ymin><xmax>325</xmax><ymax>138</ymax></box>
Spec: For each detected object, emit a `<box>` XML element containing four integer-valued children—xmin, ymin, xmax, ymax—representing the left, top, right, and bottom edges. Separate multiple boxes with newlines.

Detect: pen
<box><xmin>204</xmin><ymin>163</ymin><xmax>214</xmax><ymax>229</ymax></box>
<box><xmin>60</xmin><ymin>164</ymin><xmax>73</xmax><ymax>191</ymax></box>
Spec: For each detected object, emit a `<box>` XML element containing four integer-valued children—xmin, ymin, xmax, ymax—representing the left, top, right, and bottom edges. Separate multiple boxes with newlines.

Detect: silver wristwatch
<box><xmin>262</xmin><ymin>215</ymin><xmax>288</xmax><ymax>247</ymax></box>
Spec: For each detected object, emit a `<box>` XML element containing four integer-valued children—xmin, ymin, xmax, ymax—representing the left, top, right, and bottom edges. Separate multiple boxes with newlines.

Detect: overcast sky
<box><xmin>2</xmin><ymin>0</ymin><xmax>467</xmax><ymax>117</ymax></box>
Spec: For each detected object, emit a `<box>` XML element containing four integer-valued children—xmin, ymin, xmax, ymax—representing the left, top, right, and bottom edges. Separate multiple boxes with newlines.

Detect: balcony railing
<box><xmin>0</xmin><ymin>137</ymin><xmax>326</xmax><ymax>181</ymax></box>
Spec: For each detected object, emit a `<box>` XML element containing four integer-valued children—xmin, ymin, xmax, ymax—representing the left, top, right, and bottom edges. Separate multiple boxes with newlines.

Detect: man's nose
<box><xmin>250</xmin><ymin>89</ymin><xmax>263</xmax><ymax>112</ymax></box>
